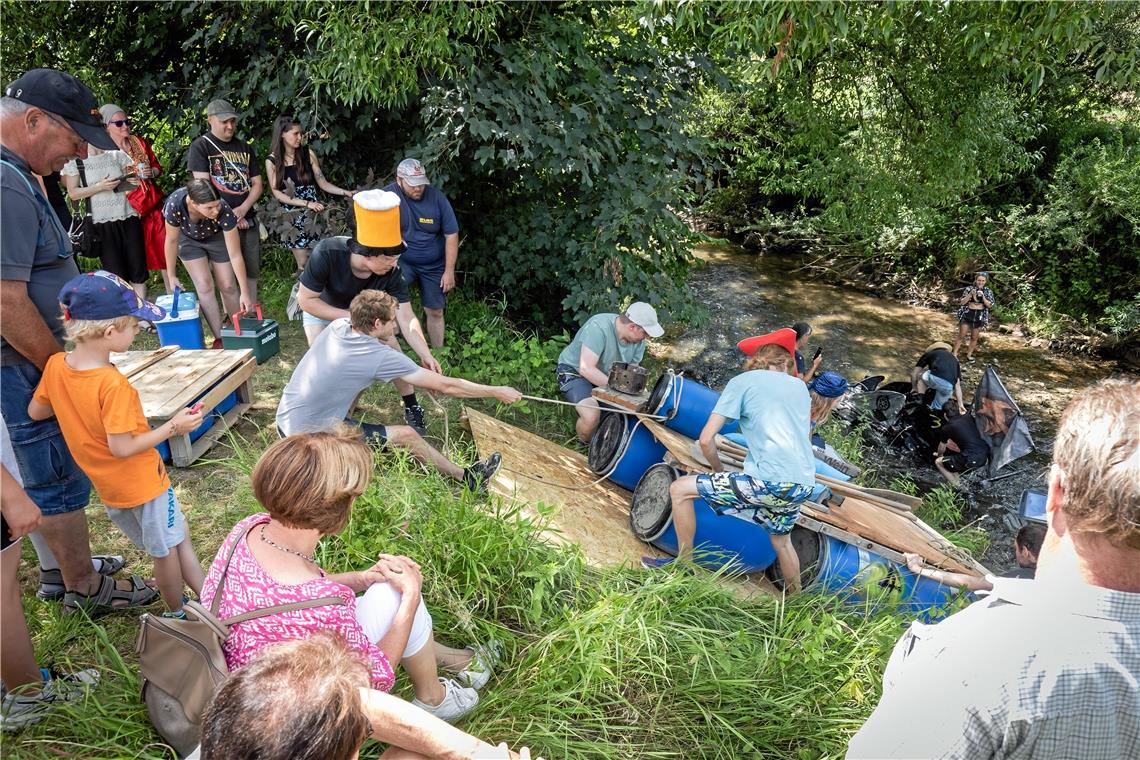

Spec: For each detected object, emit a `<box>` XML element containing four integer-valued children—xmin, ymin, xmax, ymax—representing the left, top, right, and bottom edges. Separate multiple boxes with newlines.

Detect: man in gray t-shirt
<box><xmin>276</xmin><ymin>290</ymin><xmax>523</xmax><ymax>490</ymax></box>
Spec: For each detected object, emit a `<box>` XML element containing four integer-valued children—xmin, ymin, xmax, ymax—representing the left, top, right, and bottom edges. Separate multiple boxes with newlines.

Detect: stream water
<box><xmin>653</xmin><ymin>245</ymin><xmax>1133</xmax><ymax>571</ymax></box>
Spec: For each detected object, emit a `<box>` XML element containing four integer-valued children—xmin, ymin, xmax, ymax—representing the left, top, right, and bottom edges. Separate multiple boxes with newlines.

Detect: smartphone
<box><xmin>812</xmin><ymin>347</ymin><xmax>822</xmax><ymax>361</ymax></box>
<box><xmin>1018</xmin><ymin>488</ymin><xmax>1048</xmax><ymax>524</ymax></box>
<box><xmin>110</xmin><ymin>175</ymin><xmax>134</xmax><ymax>193</ymax></box>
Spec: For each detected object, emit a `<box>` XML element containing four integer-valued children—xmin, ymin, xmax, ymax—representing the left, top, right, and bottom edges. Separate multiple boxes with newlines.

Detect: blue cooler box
<box><xmin>154</xmin><ymin>292</ymin><xmax>204</xmax><ymax>349</ymax></box>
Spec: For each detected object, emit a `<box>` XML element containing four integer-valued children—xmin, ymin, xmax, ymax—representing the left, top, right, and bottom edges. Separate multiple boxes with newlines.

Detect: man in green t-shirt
<box><xmin>554</xmin><ymin>302</ymin><xmax>663</xmax><ymax>444</ymax></box>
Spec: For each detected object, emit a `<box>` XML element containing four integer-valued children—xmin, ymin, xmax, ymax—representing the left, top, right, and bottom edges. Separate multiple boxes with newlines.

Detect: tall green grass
<box><xmin>3</xmin><ymin>442</ymin><xmax>908</xmax><ymax>759</ymax></box>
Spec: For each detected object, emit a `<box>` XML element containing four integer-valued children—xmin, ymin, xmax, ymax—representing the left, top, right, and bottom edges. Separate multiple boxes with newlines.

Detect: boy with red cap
<box><xmin>645</xmin><ymin>328</ymin><xmax>816</xmax><ymax>591</ymax></box>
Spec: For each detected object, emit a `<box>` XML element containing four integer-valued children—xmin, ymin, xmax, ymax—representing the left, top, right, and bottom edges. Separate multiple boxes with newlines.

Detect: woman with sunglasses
<box><xmin>60</xmin><ymin>114</ymin><xmax>146</xmax><ymax>298</ymax></box>
<box><xmin>101</xmin><ymin>104</ymin><xmax>172</xmax><ymax>292</ymax></box>
<box><xmin>162</xmin><ymin>179</ymin><xmax>252</xmax><ymax>348</ymax></box>
<box><xmin>265</xmin><ymin>115</ymin><xmax>353</xmax><ymax>274</ymax></box>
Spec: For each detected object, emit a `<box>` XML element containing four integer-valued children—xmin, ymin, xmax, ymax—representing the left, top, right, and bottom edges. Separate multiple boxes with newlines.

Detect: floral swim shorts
<box><xmin>695</xmin><ymin>471</ymin><xmax>812</xmax><ymax>536</ymax></box>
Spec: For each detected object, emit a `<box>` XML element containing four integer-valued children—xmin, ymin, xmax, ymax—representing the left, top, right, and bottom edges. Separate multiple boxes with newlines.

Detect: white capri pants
<box><xmin>355</xmin><ymin>582</ymin><xmax>434</xmax><ymax>659</ymax></box>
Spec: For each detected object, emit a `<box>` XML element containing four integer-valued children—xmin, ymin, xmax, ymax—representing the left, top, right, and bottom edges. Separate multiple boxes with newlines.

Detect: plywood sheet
<box><xmin>465</xmin><ymin>408</ymin><xmax>662</xmax><ymax>568</ymax></box>
<box><xmin>643</xmin><ymin>420</ymin><xmax>983</xmax><ymax>576</ymax></box>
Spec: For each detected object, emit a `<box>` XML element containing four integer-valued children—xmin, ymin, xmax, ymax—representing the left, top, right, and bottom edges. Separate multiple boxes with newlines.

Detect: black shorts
<box><xmin>1</xmin><ymin>513</ymin><xmax>13</xmax><ymax>553</ymax></box>
<box><xmin>942</xmin><ymin>452</ymin><xmax>986</xmax><ymax>474</ymax></box>
<box><xmin>960</xmin><ymin>309</ymin><xmax>987</xmax><ymax>327</ymax></box>
<box><xmin>95</xmin><ymin>216</ymin><xmax>147</xmax><ymax>284</ymax></box>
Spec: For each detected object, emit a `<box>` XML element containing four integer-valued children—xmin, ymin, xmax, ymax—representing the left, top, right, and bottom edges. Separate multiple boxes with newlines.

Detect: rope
<box><xmin>517</xmin><ymin>393</ymin><xmax>670</xmax><ymax>421</ymax></box>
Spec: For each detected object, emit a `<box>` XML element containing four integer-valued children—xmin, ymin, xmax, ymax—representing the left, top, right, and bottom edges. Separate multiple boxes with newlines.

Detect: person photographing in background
<box><xmin>952</xmin><ymin>272</ymin><xmax>995</xmax><ymax>363</ymax></box>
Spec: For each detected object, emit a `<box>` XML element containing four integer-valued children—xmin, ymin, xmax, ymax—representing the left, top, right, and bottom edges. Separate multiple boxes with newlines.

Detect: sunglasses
<box><xmin>107</xmin><ymin>119</ymin><xmax>132</xmax><ymax>128</ymax></box>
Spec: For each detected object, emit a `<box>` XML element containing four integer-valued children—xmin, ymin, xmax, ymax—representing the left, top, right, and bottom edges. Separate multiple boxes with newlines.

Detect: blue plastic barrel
<box><xmin>647</xmin><ymin>371</ymin><xmax>739</xmax><ymax>440</ymax></box>
<box><xmin>769</xmin><ymin>529</ymin><xmax>964</xmax><ymax>621</ymax></box>
<box><xmin>587</xmin><ymin>413</ymin><xmax>667</xmax><ymax>491</ymax></box>
<box><xmin>629</xmin><ymin>463</ymin><xmax>777</xmax><ymax>572</ymax></box>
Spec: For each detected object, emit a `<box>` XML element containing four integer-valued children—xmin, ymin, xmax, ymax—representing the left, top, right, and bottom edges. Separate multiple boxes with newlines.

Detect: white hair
<box><xmin>0</xmin><ymin>97</ymin><xmax>32</xmax><ymax>117</ymax></box>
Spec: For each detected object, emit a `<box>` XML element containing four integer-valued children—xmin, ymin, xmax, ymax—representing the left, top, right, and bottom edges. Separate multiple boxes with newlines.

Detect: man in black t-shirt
<box><xmin>933</xmin><ymin>405</ymin><xmax>990</xmax><ymax>486</ymax></box>
<box><xmin>297</xmin><ymin>190</ymin><xmax>441</xmax><ymax>434</ymax></box>
<box><xmin>187</xmin><ymin>100</ymin><xmax>263</xmax><ymax>304</ymax></box>
<box><xmin>910</xmin><ymin>341</ymin><xmax>965</xmax><ymax>414</ymax></box>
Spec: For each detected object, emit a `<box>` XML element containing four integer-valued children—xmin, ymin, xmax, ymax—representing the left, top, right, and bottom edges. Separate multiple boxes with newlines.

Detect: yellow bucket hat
<box><xmin>350</xmin><ymin>189</ymin><xmax>404</xmax><ymax>256</ymax></box>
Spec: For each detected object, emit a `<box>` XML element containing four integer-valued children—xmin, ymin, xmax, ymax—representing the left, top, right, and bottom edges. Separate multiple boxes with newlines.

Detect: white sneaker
<box><xmin>455</xmin><ymin>640</ymin><xmax>501</xmax><ymax>691</ymax></box>
<box><xmin>411</xmin><ymin>677</ymin><xmax>479</xmax><ymax>723</ymax></box>
<box><xmin>1</xmin><ymin>669</ymin><xmax>100</xmax><ymax>732</ymax></box>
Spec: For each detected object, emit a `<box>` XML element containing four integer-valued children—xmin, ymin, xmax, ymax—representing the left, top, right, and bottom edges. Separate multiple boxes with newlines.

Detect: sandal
<box><xmin>38</xmin><ymin>555</ymin><xmax>126</xmax><ymax>601</ymax></box>
<box><xmin>63</xmin><ymin>574</ymin><xmax>159</xmax><ymax>619</ymax></box>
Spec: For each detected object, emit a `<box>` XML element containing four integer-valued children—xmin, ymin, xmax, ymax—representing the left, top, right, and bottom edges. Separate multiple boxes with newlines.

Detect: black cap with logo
<box><xmin>4</xmin><ymin>68</ymin><xmax>116</xmax><ymax>151</ymax></box>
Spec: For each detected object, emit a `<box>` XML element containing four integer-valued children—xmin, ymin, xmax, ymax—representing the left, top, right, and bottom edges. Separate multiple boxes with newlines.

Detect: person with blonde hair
<box><xmin>644</xmin><ymin>329</ymin><xmax>816</xmax><ymax>590</ymax></box>
<box><xmin>849</xmin><ymin>378</ymin><xmax>1140</xmax><ymax>759</ymax></box>
<box><xmin>200</xmin><ymin>429</ymin><xmax>499</xmax><ymax>723</ymax></box>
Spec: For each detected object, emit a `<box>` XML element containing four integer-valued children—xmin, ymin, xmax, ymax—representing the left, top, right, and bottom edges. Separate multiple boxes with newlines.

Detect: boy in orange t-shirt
<box><xmin>28</xmin><ymin>271</ymin><xmax>205</xmax><ymax>618</ymax></box>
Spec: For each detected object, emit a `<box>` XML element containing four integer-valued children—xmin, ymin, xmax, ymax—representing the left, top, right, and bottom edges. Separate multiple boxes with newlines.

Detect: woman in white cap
<box><xmin>60</xmin><ymin>115</ymin><xmax>146</xmax><ymax>297</ymax></box>
<box><xmin>101</xmin><ymin>103</ymin><xmax>170</xmax><ymax>292</ymax></box>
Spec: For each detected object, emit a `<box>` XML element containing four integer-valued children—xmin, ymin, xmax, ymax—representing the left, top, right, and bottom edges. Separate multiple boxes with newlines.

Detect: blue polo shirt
<box><xmin>383</xmin><ymin>182</ymin><xmax>458</xmax><ymax>267</ymax></box>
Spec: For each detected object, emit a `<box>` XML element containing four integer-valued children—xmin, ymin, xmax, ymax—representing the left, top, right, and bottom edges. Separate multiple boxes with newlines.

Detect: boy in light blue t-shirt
<box><xmin>644</xmin><ymin>329</ymin><xmax>816</xmax><ymax>591</ymax></box>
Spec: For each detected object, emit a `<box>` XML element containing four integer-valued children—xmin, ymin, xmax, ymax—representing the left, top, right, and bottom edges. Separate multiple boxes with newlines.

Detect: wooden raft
<box><xmin>641</xmin><ymin>418</ymin><xmax>986</xmax><ymax>577</ymax></box>
<box><xmin>111</xmin><ymin>348</ymin><xmax>256</xmax><ymax>467</ymax></box>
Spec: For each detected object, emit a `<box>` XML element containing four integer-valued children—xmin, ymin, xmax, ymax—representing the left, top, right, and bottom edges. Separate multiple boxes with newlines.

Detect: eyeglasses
<box><xmin>42</xmin><ymin>110</ymin><xmax>85</xmax><ymax>150</ymax></box>
<box><xmin>107</xmin><ymin>119</ymin><xmax>132</xmax><ymax>128</ymax></box>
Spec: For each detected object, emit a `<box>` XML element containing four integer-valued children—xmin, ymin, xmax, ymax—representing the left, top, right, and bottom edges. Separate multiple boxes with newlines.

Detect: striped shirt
<box><xmin>847</xmin><ymin>576</ymin><xmax>1140</xmax><ymax>759</ymax></box>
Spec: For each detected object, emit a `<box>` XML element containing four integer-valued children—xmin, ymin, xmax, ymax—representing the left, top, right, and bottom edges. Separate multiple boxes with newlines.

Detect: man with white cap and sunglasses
<box><xmin>555</xmin><ymin>303</ymin><xmax>664</xmax><ymax>445</ymax></box>
<box><xmin>383</xmin><ymin>158</ymin><xmax>459</xmax><ymax>349</ymax></box>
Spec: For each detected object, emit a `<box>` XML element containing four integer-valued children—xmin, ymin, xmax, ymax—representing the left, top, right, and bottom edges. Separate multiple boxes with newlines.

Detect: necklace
<box><xmin>259</xmin><ymin>524</ymin><xmax>318</xmax><ymax>564</ymax></box>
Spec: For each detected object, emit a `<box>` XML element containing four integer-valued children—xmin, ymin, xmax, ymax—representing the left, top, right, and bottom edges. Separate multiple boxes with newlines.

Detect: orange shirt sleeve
<box><xmin>101</xmin><ymin>375</ymin><xmax>147</xmax><ymax>436</ymax></box>
<box><xmin>31</xmin><ymin>354</ymin><xmax>60</xmax><ymax>407</ymax></box>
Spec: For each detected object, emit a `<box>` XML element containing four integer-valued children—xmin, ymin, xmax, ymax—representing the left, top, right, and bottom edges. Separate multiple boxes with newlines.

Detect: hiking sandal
<box><xmin>38</xmin><ymin>555</ymin><xmax>126</xmax><ymax>601</ymax></box>
<box><xmin>63</xmin><ymin>574</ymin><xmax>159</xmax><ymax>619</ymax></box>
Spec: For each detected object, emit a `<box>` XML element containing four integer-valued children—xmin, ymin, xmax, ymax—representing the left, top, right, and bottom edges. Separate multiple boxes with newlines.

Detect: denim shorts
<box><xmin>105</xmin><ymin>487</ymin><xmax>186</xmax><ymax>558</ymax></box>
<box><xmin>921</xmin><ymin>370</ymin><xmax>954</xmax><ymax>410</ymax></box>
<box><xmin>301</xmin><ymin>311</ymin><xmax>333</xmax><ymax>329</ymax></box>
<box><xmin>0</xmin><ymin>362</ymin><xmax>91</xmax><ymax>516</ymax></box>
<box><xmin>695</xmin><ymin>471</ymin><xmax>812</xmax><ymax>536</ymax></box>
<box><xmin>556</xmin><ymin>363</ymin><xmax>595</xmax><ymax>404</ymax></box>
<box><xmin>400</xmin><ymin>259</ymin><xmax>446</xmax><ymax>310</ymax></box>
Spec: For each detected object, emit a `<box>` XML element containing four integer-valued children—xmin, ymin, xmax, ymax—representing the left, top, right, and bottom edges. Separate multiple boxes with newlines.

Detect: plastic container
<box><xmin>587</xmin><ymin>413</ymin><xmax>667</xmax><ymax>491</ymax></box>
<box><xmin>646</xmin><ymin>370</ymin><xmax>739</xmax><ymax>440</ymax></box>
<box><xmin>629</xmin><ymin>463</ymin><xmax>777</xmax><ymax>572</ymax></box>
<box><xmin>154</xmin><ymin>390</ymin><xmax>238</xmax><ymax>462</ymax></box>
<box><xmin>219</xmin><ymin>305</ymin><xmax>279</xmax><ymax>364</ymax></box>
<box><xmin>154</xmin><ymin>290</ymin><xmax>204</xmax><ymax>349</ymax></box>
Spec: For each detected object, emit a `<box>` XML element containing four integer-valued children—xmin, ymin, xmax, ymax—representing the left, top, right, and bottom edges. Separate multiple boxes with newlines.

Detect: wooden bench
<box><xmin>111</xmin><ymin>347</ymin><xmax>257</xmax><ymax>467</ymax></box>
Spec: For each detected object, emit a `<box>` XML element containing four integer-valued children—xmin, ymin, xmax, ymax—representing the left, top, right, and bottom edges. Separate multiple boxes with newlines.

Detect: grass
<box><xmin>5</xmin><ymin>247</ymin><xmax>917</xmax><ymax>759</ymax></box>
<box><xmin>915</xmin><ymin>486</ymin><xmax>992</xmax><ymax>557</ymax></box>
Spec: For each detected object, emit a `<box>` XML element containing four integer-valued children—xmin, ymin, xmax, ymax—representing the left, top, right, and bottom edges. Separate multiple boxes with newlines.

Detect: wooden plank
<box><xmin>592</xmin><ymin>386</ymin><xmax>650</xmax><ymax>413</ymax></box>
<box><xmin>110</xmin><ymin>347</ymin><xmax>179</xmax><ymax>379</ymax></box>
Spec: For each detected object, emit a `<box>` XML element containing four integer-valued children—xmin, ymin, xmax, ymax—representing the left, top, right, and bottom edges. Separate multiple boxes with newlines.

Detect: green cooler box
<box><xmin>220</xmin><ymin>305</ymin><xmax>279</xmax><ymax>364</ymax></box>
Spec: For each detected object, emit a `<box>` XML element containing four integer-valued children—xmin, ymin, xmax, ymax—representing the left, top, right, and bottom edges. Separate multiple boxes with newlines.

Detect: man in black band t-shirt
<box><xmin>934</xmin><ymin>405</ymin><xmax>990</xmax><ymax>486</ymax></box>
<box><xmin>188</xmin><ymin>99</ymin><xmax>263</xmax><ymax>304</ymax></box>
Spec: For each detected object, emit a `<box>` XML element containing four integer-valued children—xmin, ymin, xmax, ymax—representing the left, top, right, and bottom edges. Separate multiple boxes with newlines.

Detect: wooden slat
<box><xmin>109</xmin><ymin>347</ymin><xmax>179</xmax><ymax>378</ymax></box>
<box><xmin>591</xmin><ymin>386</ymin><xmax>650</xmax><ymax>413</ymax></box>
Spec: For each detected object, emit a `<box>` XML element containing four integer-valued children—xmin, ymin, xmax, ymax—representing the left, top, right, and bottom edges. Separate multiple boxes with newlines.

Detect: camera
<box><xmin>1019</xmin><ymin>488</ymin><xmax>1047</xmax><ymax>524</ymax></box>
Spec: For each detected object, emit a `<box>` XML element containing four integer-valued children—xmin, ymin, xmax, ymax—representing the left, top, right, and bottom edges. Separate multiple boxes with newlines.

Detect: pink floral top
<box><xmin>200</xmin><ymin>513</ymin><xmax>395</xmax><ymax>691</ymax></box>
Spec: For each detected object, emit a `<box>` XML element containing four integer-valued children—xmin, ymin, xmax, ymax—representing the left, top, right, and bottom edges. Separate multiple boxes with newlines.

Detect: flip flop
<box><xmin>38</xmin><ymin>555</ymin><xmax>126</xmax><ymax>601</ymax></box>
<box><xmin>63</xmin><ymin>574</ymin><xmax>159</xmax><ymax>619</ymax></box>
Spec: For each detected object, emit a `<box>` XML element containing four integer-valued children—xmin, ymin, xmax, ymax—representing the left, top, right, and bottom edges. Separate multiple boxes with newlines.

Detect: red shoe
<box><xmin>211</xmin><ymin>338</ymin><xmax>223</xmax><ymax>349</ymax></box>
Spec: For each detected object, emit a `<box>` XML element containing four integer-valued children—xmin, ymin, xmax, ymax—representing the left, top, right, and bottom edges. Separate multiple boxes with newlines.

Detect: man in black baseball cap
<box><xmin>2</xmin><ymin>68</ymin><xmax>143</xmax><ymax>628</ymax></box>
<box><xmin>3</xmin><ymin>68</ymin><xmax>116</xmax><ymax>167</ymax></box>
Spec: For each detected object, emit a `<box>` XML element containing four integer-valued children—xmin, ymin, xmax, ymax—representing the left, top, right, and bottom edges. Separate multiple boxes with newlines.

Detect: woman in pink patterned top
<box><xmin>200</xmin><ymin>428</ymin><xmax>495</xmax><ymax>722</ymax></box>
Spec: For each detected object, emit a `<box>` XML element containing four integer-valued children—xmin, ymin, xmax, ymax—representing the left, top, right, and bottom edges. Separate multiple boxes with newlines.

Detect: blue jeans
<box><xmin>921</xmin><ymin>370</ymin><xmax>954</xmax><ymax>410</ymax></box>
<box><xmin>0</xmin><ymin>362</ymin><xmax>91</xmax><ymax>516</ymax></box>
